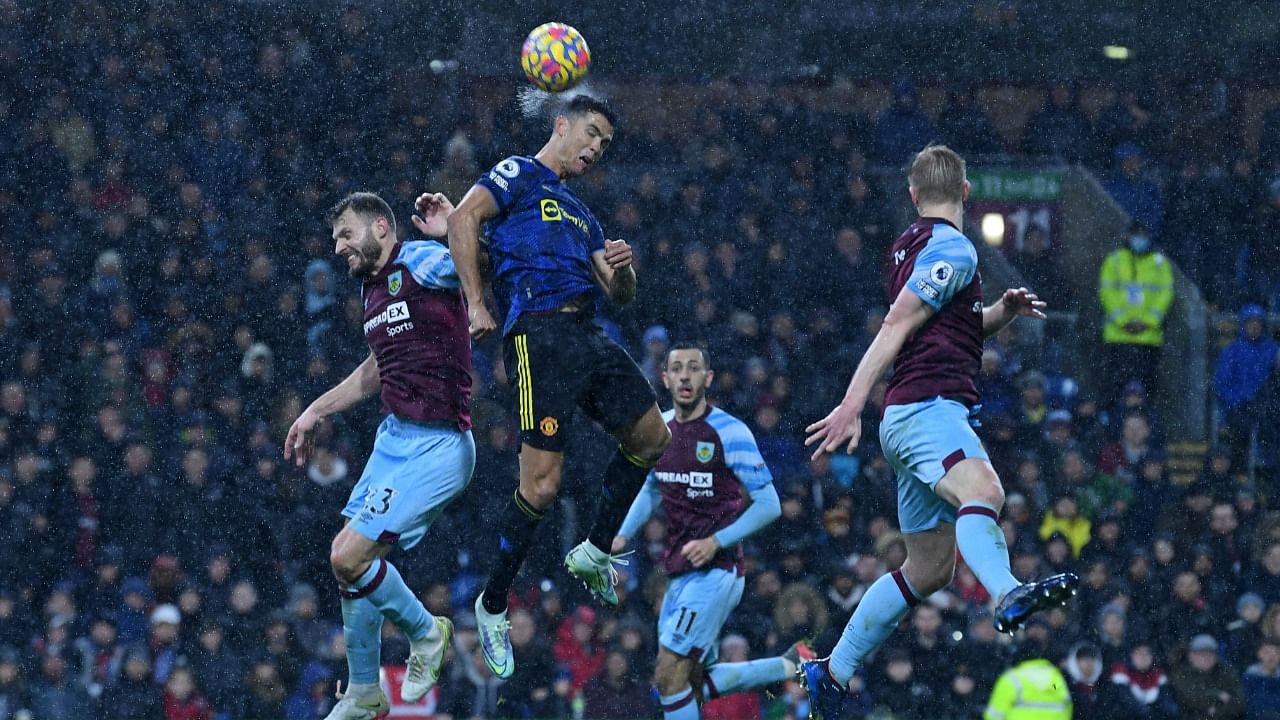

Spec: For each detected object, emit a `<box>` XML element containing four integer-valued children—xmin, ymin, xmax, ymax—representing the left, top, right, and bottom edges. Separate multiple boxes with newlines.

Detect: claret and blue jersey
<box><xmin>475</xmin><ymin>155</ymin><xmax>607</xmax><ymax>335</ymax></box>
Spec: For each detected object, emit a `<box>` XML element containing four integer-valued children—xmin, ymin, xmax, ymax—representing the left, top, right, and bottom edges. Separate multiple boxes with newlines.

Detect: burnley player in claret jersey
<box><xmin>284</xmin><ymin>192</ymin><xmax>474</xmax><ymax>720</ymax></box>
<box><xmin>612</xmin><ymin>344</ymin><xmax>814</xmax><ymax>720</ymax></box>
<box><xmin>800</xmin><ymin>146</ymin><xmax>1078</xmax><ymax>720</ymax></box>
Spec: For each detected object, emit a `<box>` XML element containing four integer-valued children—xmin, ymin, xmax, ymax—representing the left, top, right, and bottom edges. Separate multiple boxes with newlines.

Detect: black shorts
<box><xmin>503</xmin><ymin>312</ymin><xmax>657</xmax><ymax>452</ymax></box>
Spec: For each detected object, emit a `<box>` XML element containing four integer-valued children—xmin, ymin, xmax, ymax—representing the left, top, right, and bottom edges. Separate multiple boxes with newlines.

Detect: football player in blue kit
<box><xmin>447</xmin><ymin>94</ymin><xmax>671</xmax><ymax>679</ymax></box>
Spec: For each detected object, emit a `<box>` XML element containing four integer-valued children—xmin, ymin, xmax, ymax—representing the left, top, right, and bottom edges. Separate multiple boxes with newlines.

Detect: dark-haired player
<box><xmin>285</xmin><ymin>191</ymin><xmax>474</xmax><ymax>720</ymax></box>
<box><xmin>447</xmin><ymin>94</ymin><xmax>671</xmax><ymax>679</ymax></box>
<box><xmin>800</xmin><ymin>145</ymin><xmax>1078</xmax><ymax>719</ymax></box>
<box><xmin>613</xmin><ymin>344</ymin><xmax>813</xmax><ymax>720</ymax></box>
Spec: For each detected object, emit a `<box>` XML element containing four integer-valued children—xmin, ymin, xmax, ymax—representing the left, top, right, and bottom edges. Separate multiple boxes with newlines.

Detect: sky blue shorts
<box><xmin>879</xmin><ymin>397</ymin><xmax>989</xmax><ymax>534</ymax></box>
<box><xmin>341</xmin><ymin>415</ymin><xmax>475</xmax><ymax>550</ymax></box>
<box><xmin>658</xmin><ymin>568</ymin><xmax>744</xmax><ymax>665</ymax></box>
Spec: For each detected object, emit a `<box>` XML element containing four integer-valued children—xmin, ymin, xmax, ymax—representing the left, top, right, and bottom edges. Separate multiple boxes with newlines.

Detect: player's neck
<box><xmin>370</xmin><ymin>238</ymin><xmax>397</xmax><ymax>275</ymax></box>
<box><xmin>673</xmin><ymin>399</ymin><xmax>708</xmax><ymax>423</ymax></box>
<box><xmin>534</xmin><ymin>145</ymin><xmax>569</xmax><ymax>180</ymax></box>
<box><xmin>916</xmin><ymin>203</ymin><xmax>964</xmax><ymax>231</ymax></box>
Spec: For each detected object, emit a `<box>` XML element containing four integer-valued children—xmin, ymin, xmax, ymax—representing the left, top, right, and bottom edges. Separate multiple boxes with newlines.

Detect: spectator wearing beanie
<box><xmin>1171</xmin><ymin>634</ymin><xmax>1244</xmax><ymax>720</ymax></box>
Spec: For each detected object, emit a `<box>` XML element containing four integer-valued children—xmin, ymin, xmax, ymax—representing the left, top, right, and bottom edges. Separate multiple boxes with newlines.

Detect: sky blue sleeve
<box><xmin>618</xmin><ymin>473</ymin><xmax>661</xmax><ymax>541</ymax></box>
<box><xmin>474</xmin><ymin>156</ymin><xmax>537</xmax><ymax>213</ymax></box>
<box><xmin>715</xmin><ymin>414</ymin><xmax>773</xmax><ymax>492</ymax></box>
<box><xmin>905</xmin><ymin>230</ymin><xmax>978</xmax><ymax>310</ymax></box>
<box><xmin>397</xmin><ymin>242</ymin><xmax>460</xmax><ymax>290</ymax></box>
<box><xmin>713</xmin><ymin>483</ymin><xmax>781</xmax><ymax>549</ymax></box>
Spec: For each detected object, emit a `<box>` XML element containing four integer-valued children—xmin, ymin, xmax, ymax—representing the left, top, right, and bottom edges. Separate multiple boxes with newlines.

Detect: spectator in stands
<box><xmin>868</xmin><ymin>647</ymin><xmax>941</xmax><ymax>719</ymax></box>
<box><xmin>583</xmin><ymin>650</ymin><xmax>653</xmax><ymax>720</ymax></box>
<box><xmin>937</xmin><ymin>85</ymin><xmax>1002</xmax><ymax>156</ymax></box>
<box><xmin>1023</xmin><ymin>82</ymin><xmax>1096</xmax><ymax>165</ymax></box>
<box><xmin>1065</xmin><ymin>641</ymin><xmax>1124</xmax><ymax>716</ymax></box>
<box><xmin>1109</xmin><ymin>639</ymin><xmax>1179</xmax><ymax>719</ymax></box>
<box><xmin>874</xmin><ymin>79</ymin><xmax>937</xmax><ymax>165</ymax></box>
<box><xmin>1040</xmin><ymin>493</ymin><xmax>1092</xmax><ymax>558</ymax></box>
<box><xmin>1244</xmin><ymin>639</ymin><xmax>1280</xmax><ymax>719</ymax></box>
<box><xmin>1171</xmin><ymin>634</ymin><xmax>1245</xmax><ymax>720</ymax></box>
<box><xmin>1099</xmin><ymin>221</ymin><xmax>1175</xmax><ymax>399</ymax></box>
<box><xmin>1158</xmin><ymin>572</ymin><xmax>1218</xmax><ymax>664</ymax></box>
<box><xmin>1215</xmin><ymin>304</ymin><xmax>1278</xmax><ymax>463</ymax></box>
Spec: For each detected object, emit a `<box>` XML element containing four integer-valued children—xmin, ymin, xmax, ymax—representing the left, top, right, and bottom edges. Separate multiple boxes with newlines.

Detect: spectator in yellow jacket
<box><xmin>1039</xmin><ymin>494</ymin><xmax>1092</xmax><ymax>557</ymax></box>
<box><xmin>1098</xmin><ymin>220</ymin><xmax>1174</xmax><ymax>398</ymax></box>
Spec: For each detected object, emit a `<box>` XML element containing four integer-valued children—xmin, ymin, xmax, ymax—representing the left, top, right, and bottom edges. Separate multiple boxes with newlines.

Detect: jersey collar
<box><xmin>918</xmin><ymin>216</ymin><xmax>959</xmax><ymax>231</ymax></box>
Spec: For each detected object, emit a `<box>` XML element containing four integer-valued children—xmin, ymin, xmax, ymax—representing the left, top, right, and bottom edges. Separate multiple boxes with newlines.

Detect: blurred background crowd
<box><xmin>2</xmin><ymin>1</ymin><xmax>1280</xmax><ymax>719</ymax></box>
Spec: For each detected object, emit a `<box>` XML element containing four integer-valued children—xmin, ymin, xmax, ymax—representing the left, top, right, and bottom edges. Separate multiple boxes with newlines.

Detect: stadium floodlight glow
<box><xmin>1103</xmin><ymin>45</ymin><xmax>1131</xmax><ymax>60</ymax></box>
<box><xmin>981</xmin><ymin>213</ymin><xmax>1005</xmax><ymax>246</ymax></box>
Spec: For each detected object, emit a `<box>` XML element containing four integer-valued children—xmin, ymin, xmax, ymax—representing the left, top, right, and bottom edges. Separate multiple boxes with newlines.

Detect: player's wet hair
<box><xmin>326</xmin><ymin>191</ymin><xmax>397</xmax><ymax>235</ymax></box>
<box><xmin>665</xmin><ymin>342</ymin><xmax>710</xmax><ymax>370</ymax></box>
<box><xmin>908</xmin><ymin>144</ymin><xmax>966</xmax><ymax>206</ymax></box>
<box><xmin>558</xmin><ymin>93</ymin><xmax>617</xmax><ymax>128</ymax></box>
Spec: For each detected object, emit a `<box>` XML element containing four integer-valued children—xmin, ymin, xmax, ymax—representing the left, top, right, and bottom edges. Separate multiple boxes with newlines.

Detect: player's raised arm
<box><xmin>805</xmin><ymin>286</ymin><xmax>934</xmax><ymax>459</ymax></box>
<box><xmin>284</xmin><ymin>351</ymin><xmax>380</xmax><ymax>466</ymax></box>
<box><xmin>447</xmin><ymin>185</ymin><xmax>500</xmax><ymax>339</ymax></box>
<box><xmin>982</xmin><ymin>287</ymin><xmax>1048</xmax><ymax>338</ymax></box>
<box><xmin>591</xmin><ymin>238</ymin><xmax>637</xmax><ymax>305</ymax></box>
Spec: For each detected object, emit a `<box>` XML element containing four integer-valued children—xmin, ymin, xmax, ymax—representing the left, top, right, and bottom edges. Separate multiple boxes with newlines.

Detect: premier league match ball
<box><xmin>520</xmin><ymin>22</ymin><xmax>591</xmax><ymax>92</ymax></box>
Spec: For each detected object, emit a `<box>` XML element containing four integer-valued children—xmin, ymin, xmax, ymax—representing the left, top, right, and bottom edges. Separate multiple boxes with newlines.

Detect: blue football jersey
<box><xmin>475</xmin><ymin>155</ymin><xmax>606</xmax><ymax>335</ymax></box>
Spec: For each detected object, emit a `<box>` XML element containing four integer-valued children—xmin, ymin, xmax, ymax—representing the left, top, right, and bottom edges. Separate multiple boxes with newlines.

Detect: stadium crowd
<box><xmin>2</xmin><ymin>2</ymin><xmax>1280</xmax><ymax>719</ymax></box>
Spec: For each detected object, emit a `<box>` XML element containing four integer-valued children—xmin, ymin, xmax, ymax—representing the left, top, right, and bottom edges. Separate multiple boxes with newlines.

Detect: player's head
<box><xmin>326</xmin><ymin>192</ymin><xmax>397</xmax><ymax>279</ymax></box>
<box><xmin>908</xmin><ymin>144</ymin><xmax>969</xmax><ymax>208</ymax></box>
<box><xmin>663</xmin><ymin>343</ymin><xmax>713</xmax><ymax>412</ymax></box>
<box><xmin>547</xmin><ymin>94</ymin><xmax>616</xmax><ymax>178</ymax></box>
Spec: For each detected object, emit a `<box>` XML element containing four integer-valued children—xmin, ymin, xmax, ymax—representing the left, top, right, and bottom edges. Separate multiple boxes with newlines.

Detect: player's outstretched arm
<box><xmin>591</xmin><ymin>239</ymin><xmax>637</xmax><ymax>305</ymax></box>
<box><xmin>613</xmin><ymin>474</ymin><xmax>660</xmax><ymax>553</ymax></box>
<box><xmin>447</xmin><ymin>185</ymin><xmax>500</xmax><ymax>339</ymax></box>
<box><xmin>982</xmin><ymin>287</ymin><xmax>1047</xmax><ymax>338</ymax></box>
<box><xmin>284</xmin><ymin>352</ymin><xmax>380</xmax><ymax>466</ymax></box>
<box><xmin>805</xmin><ymin>287</ymin><xmax>933</xmax><ymax>459</ymax></box>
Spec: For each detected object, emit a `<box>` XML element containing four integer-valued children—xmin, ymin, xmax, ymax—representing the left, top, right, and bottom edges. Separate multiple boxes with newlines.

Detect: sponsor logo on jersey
<box><xmin>655</xmin><ymin>470</ymin><xmax>716</xmax><ymax>499</ymax></box>
<box><xmin>388</xmin><ymin>270</ymin><xmax>403</xmax><ymax>296</ymax></box>
<box><xmin>363</xmin><ymin>300</ymin><xmax>411</xmax><ymax>334</ymax></box>
<box><xmin>972</xmin><ymin>300</ymin><xmax>983</xmax><ymax>313</ymax></box>
<box><xmin>696</xmin><ymin>441</ymin><xmax>715</xmax><ymax>464</ymax></box>
<box><xmin>540</xmin><ymin>199</ymin><xmax>562</xmax><ymax>221</ymax></box>
<box><xmin>656</xmin><ymin>470</ymin><xmax>714</xmax><ymax>487</ymax></box>
<box><xmin>487</xmin><ymin>171</ymin><xmax>509</xmax><ymax>191</ymax></box>
<box><xmin>539</xmin><ymin>416</ymin><xmax>559</xmax><ymax>436</ymax></box>
<box><xmin>540</xmin><ymin>198</ymin><xmax>591</xmax><ymax>235</ymax></box>
<box><xmin>915</xmin><ymin>278</ymin><xmax>940</xmax><ymax>300</ymax></box>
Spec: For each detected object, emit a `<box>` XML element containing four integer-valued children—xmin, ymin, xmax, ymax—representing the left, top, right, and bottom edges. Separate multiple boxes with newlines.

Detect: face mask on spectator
<box><xmin>1128</xmin><ymin>235</ymin><xmax>1151</xmax><ymax>253</ymax></box>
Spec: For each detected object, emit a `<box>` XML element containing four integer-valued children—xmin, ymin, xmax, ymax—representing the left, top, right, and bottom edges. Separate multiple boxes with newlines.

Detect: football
<box><xmin>520</xmin><ymin>22</ymin><xmax>591</xmax><ymax>92</ymax></box>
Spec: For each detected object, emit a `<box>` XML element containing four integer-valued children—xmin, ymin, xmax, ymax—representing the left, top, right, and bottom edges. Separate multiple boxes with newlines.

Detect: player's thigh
<box><xmin>503</xmin><ymin>318</ymin><xmax>589</xmax><ymax>452</ymax></box>
<box><xmin>579</xmin><ymin>330</ymin><xmax>658</xmax><ymax>435</ymax></box>
<box><xmin>658</xmin><ymin>570</ymin><xmax>744</xmax><ymax>666</ymax></box>
<box><xmin>345</xmin><ymin>419</ymin><xmax>475</xmax><ymax>551</ymax></box>
<box><xmin>880</xmin><ymin>398</ymin><xmax>988</xmax><ymax>533</ymax></box>
<box><xmin>934</xmin><ymin>457</ymin><xmax>1004</xmax><ymax>509</ymax></box>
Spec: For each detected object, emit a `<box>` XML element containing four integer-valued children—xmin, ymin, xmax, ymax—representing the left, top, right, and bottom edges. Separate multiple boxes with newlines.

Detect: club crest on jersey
<box><xmin>696</xmin><ymin>441</ymin><xmax>715</xmax><ymax>463</ymax></box>
<box><xmin>539</xmin><ymin>416</ymin><xmax>559</xmax><ymax>437</ymax></box>
<box><xmin>388</xmin><ymin>270</ymin><xmax>403</xmax><ymax>296</ymax></box>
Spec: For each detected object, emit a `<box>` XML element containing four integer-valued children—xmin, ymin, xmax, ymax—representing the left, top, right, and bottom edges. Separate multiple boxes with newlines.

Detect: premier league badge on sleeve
<box><xmin>388</xmin><ymin>270</ymin><xmax>403</xmax><ymax>296</ymax></box>
<box><xmin>696</xmin><ymin>441</ymin><xmax>715</xmax><ymax>463</ymax></box>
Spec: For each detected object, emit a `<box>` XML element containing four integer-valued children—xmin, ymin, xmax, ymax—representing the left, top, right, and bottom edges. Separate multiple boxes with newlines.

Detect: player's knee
<box><xmin>520</xmin><ymin>471</ymin><xmax>561</xmax><ymax>510</ymax></box>
<box><xmin>329</xmin><ymin>540</ymin><xmax>373</xmax><ymax>586</ymax></box>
